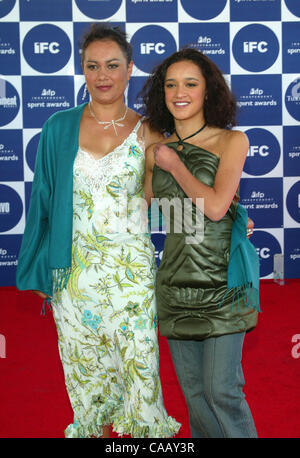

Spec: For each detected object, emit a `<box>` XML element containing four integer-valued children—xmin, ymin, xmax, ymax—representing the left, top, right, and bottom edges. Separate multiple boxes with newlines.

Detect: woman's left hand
<box><xmin>246</xmin><ymin>217</ymin><xmax>254</xmax><ymax>238</ymax></box>
<box><xmin>154</xmin><ymin>143</ymin><xmax>180</xmax><ymax>173</ymax></box>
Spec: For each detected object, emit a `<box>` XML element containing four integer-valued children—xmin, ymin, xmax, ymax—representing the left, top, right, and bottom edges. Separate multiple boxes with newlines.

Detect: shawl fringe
<box><xmin>40</xmin><ymin>267</ymin><xmax>72</xmax><ymax>315</ymax></box>
<box><xmin>223</xmin><ymin>203</ymin><xmax>261</xmax><ymax>314</ymax></box>
<box><xmin>40</xmin><ymin>296</ymin><xmax>52</xmax><ymax>315</ymax></box>
<box><xmin>52</xmin><ymin>267</ymin><xmax>72</xmax><ymax>293</ymax></box>
<box><xmin>218</xmin><ymin>283</ymin><xmax>261</xmax><ymax>312</ymax></box>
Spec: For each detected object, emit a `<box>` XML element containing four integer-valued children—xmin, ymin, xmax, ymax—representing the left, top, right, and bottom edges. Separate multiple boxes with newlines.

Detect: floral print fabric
<box><xmin>51</xmin><ymin>121</ymin><xmax>180</xmax><ymax>438</ymax></box>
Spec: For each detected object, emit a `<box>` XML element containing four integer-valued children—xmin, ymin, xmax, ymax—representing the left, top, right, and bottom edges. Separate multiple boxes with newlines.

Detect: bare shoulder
<box><xmin>223</xmin><ymin>129</ymin><xmax>249</xmax><ymax>150</ymax></box>
<box><xmin>142</xmin><ymin>118</ymin><xmax>165</xmax><ymax>148</ymax></box>
<box><xmin>145</xmin><ymin>140</ymin><xmax>156</xmax><ymax>171</ymax></box>
<box><xmin>220</xmin><ymin>129</ymin><xmax>249</xmax><ymax>157</ymax></box>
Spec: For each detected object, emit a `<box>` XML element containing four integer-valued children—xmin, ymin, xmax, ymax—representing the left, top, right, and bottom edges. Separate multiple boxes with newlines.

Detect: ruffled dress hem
<box><xmin>65</xmin><ymin>414</ymin><xmax>181</xmax><ymax>438</ymax></box>
<box><xmin>112</xmin><ymin>415</ymin><xmax>181</xmax><ymax>438</ymax></box>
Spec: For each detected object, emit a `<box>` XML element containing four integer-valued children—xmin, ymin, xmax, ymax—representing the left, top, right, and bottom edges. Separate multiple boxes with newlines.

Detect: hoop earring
<box><xmin>82</xmin><ymin>83</ymin><xmax>88</xmax><ymax>101</ymax></box>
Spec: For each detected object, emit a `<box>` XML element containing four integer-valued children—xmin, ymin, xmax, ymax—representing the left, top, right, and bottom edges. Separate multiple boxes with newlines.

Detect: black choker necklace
<box><xmin>175</xmin><ymin>122</ymin><xmax>207</xmax><ymax>149</ymax></box>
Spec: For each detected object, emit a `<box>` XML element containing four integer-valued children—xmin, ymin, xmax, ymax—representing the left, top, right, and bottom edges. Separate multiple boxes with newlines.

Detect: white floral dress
<box><xmin>51</xmin><ymin>120</ymin><xmax>180</xmax><ymax>438</ymax></box>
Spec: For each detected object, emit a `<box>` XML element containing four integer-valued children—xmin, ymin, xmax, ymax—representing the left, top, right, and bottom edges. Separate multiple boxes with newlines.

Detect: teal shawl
<box><xmin>16</xmin><ymin>103</ymin><xmax>88</xmax><ymax>302</ymax></box>
<box><xmin>225</xmin><ymin>203</ymin><xmax>260</xmax><ymax>311</ymax></box>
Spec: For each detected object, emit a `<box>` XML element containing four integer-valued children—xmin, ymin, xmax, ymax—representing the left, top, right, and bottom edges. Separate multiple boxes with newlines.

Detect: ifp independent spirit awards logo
<box><xmin>231</xmin><ymin>75</ymin><xmax>282</xmax><ymax>126</ymax></box>
<box><xmin>240</xmin><ymin>177</ymin><xmax>283</xmax><ymax>228</ymax></box>
<box><xmin>230</xmin><ymin>0</ymin><xmax>281</xmax><ymax>21</ymax></box>
<box><xmin>22</xmin><ymin>76</ymin><xmax>74</xmax><ymax>128</ymax></box>
<box><xmin>19</xmin><ymin>0</ymin><xmax>72</xmax><ymax>21</ymax></box>
<box><xmin>0</xmin><ymin>234</ymin><xmax>22</xmax><ymax>287</ymax></box>
<box><xmin>126</xmin><ymin>0</ymin><xmax>177</xmax><ymax>22</ymax></box>
<box><xmin>0</xmin><ymin>130</ymin><xmax>23</xmax><ymax>182</ymax></box>
<box><xmin>179</xmin><ymin>22</ymin><xmax>229</xmax><ymax>74</ymax></box>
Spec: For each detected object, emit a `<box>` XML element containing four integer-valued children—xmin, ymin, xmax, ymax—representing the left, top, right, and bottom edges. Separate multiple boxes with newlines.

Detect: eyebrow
<box><xmin>86</xmin><ymin>58</ymin><xmax>121</xmax><ymax>64</ymax></box>
<box><xmin>165</xmin><ymin>77</ymin><xmax>200</xmax><ymax>82</ymax></box>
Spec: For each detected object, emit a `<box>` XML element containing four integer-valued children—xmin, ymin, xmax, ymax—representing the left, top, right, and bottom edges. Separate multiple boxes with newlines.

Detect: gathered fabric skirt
<box><xmin>51</xmin><ymin>235</ymin><xmax>180</xmax><ymax>438</ymax></box>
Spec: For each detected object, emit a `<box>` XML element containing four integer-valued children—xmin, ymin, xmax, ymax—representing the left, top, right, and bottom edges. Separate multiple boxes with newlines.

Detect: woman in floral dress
<box><xmin>16</xmin><ymin>24</ymin><xmax>180</xmax><ymax>439</ymax></box>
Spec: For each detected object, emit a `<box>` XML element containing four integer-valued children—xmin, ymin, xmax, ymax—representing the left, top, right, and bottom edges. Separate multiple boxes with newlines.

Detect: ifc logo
<box><xmin>285</xmin><ymin>0</ymin><xmax>300</xmax><ymax>18</ymax></box>
<box><xmin>131</xmin><ymin>25</ymin><xmax>177</xmax><ymax>74</ymax></box>
<box><xmin>244</xmin><ymin>128</ymin><xmax>280</xmax><ymax>176</ymax></box>
<box><xmin>25</xmin><ymin>133</ymin><xmax>40</xmax><ymax>173</ymax></box>
<box><xmin>251</xmin><ymin>231</ymin><xmax>282</xmax><ymax>278</ymax></box>
<box><xmin>0</xmin><ymin>0</ymin><xmax>16</xmax><ymax>19</ymax></box>
<box><xmin>181</xmin><ymin>0</ymin><xmax>227</xmax><ymax>20</ymax></box>
<box><xmin>150</xmin><ymin>232</ymin><xmax>166</xmax><ymax>267</ymax></box>
<box><xmin>232</xmin><ymin>24</ymin><xmax>279</xmax><ymax>72</ymax></box>
<box><xmin>22</xmin><ymin>24</ymin><xmax>72</xmax><ymax>73</ymax></box>
<box><xmin>75</xmin><ymin>0</ymin><xmax>122</xmax><ymax>19</ymax></box>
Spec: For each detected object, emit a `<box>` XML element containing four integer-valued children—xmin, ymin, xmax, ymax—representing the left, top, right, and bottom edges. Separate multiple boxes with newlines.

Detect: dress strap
<box><xmin>134</xmin><ymin>118</ymin><xmax>146</xmax><ymax>151</ymax></box>
<box><xmin>132</xmin><ymin>118</ymin><xmax>143</xmax><ymax>134</ymax></box>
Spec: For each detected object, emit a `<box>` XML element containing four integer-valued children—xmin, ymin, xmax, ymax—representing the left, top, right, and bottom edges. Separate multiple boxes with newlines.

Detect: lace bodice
<box><xmin>72</xmin><ymin>119</ymin><xmax>148</xmax><ymax>236</ymax></box>
<box><xmin>73</xmin><ymin>120</ymin><xmax>143</xmax><ymax>196</ymax></box>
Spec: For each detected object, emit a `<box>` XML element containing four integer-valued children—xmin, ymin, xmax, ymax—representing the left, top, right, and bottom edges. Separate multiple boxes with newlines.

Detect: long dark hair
<box><xmin>80</xmin><ymin>23</ymin><xmax>132</xmax><ymax>66</ymax></box>
<box><xmin>140</xmin><ymin>48</ymin><xmax>237</xmax><ymax>134</ymax></box>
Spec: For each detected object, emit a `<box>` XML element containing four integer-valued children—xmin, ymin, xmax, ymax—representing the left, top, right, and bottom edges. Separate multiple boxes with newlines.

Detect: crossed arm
<box><xmin>145</xmin><ymin>130</ymin><xmax>249</xmax><ymax>221</ymax></box>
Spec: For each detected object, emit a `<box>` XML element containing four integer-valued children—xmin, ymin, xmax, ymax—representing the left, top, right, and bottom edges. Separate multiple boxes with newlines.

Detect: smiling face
<box><xmin>164</xmin><ymin>60</ymin><xmax>207</xmax><ymax>124</ymax></box>
<box><xmin>82</xmin><ymin>39</ymin><xmax>133</xmax><ymax>105</ymax></box>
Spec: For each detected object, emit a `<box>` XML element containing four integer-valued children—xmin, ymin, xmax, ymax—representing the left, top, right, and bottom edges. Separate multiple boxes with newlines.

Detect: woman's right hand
<box><xmin>32</xmin><ymin>290</ymin><xmax>49</xmax><ymax>300</ymax></box>
<box><xmin>246</xmin><ymin>217</ymin><xmax>254</xmax><ymax>238</ymax></box>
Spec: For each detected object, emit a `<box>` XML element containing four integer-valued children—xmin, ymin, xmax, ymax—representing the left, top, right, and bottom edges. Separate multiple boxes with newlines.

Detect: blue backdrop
<box><xmin>0</xmin><ymin>0</ymin><xmax>300</xmax><ymax>286</ymax></box>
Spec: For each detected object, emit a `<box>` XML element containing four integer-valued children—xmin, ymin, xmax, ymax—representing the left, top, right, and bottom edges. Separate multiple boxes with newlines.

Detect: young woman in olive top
<box><xmin>142</xmin><ymin>48</ymin><xmax>259</xmax><ymax>438</ymax></box>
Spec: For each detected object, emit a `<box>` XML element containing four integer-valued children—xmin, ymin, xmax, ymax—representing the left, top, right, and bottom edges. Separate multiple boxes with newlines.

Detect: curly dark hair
<box><xmin>140</xmin><ymin>48</ymin><xmax>237</xmax><ymax>134</ymax></box>
<box><xmin>80</xmin><ymin>23</ymin><xmax>132</xmax><ymax>66</ymax></box>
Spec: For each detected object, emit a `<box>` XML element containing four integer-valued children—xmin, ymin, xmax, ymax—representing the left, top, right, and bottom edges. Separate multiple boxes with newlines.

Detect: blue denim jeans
<box><xmin>167</xmin><ymin>332</ymin><xmax>257</xmax><ymax>438</ymax></box>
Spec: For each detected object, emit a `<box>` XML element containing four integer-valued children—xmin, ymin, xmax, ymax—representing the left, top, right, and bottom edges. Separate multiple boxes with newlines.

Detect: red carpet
<box><xmin>0</xmin><ymin>280</ymin><xmax>299</xmax><ymax>438</ymax></box>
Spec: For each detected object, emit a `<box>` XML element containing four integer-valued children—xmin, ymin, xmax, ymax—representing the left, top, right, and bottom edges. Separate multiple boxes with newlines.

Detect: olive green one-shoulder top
<box><xmin>152</xmin><ymin>142</ymin><xmax>258</xmax><ymax>341</ymax></box>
